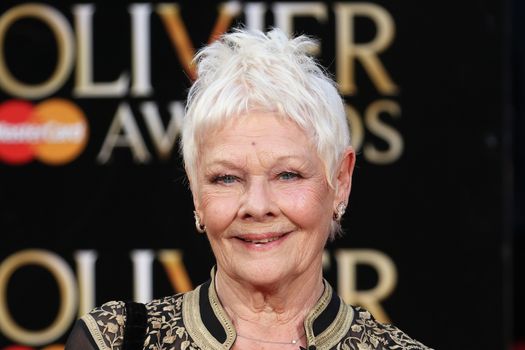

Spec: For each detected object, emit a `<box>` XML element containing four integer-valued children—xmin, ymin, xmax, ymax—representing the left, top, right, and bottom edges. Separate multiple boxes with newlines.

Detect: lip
<box><xmin>233</xmin><ymin>231</ymin><xmax>292</xmax><ymax>250</ymax></box>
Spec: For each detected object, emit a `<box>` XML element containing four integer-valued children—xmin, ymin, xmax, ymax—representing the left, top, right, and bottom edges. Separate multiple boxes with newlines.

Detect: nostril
<box><xmin>241</xmin><ymin>211</ymin><xmax>276</xmax><ymax>222</ymax></box>
<box><xmin>238</xmin><ymin>180</ymin><xmax>279</xmax><ymax>220</ymax></box>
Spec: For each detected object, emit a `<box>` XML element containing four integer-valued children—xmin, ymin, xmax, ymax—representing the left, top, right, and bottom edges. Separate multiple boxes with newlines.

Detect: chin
<box><xmin>230</xmin><ymin>260</ymin><xmax>298</xmax><ymax>289</ymax></box>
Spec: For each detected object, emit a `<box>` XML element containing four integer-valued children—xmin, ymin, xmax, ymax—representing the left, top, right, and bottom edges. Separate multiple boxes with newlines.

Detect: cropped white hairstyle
<box><xmin>181</xmin><ymin>28</ymin><xmax>351</xmax><ymax>236</ymax></box>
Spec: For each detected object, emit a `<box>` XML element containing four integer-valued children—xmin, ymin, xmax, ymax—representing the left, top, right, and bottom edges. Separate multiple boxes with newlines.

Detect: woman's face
<box><xmin>194</xmin><ymin>112</ymin><xmax>353</xmax><ymax>287</ymax></box>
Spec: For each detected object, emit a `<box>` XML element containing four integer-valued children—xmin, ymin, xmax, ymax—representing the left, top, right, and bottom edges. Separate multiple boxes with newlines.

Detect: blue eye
<box><xmin>279</xmin><ymin>172</ymin><xmax>299</xmax><ymax>180</ymax></box>
<box><xmin>213</xmin><ymin>175</ymin><xmax>238</xmax><ymax>184</ymax></box>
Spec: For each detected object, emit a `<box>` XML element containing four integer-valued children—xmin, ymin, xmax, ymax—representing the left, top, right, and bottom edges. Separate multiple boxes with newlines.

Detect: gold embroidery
<box><xmin>337</xmin><ymin>308</ymin><xmax>433</xmax><ymax>350</ymax></box>
<box><xmin>82</xmin><ymin>275</ymin><xmax>431</xmax><ymax>350</ymax></box>
<box><xmin>82</xmin><ymin>301</ymin><xmax>126</xmax><ymax>350</ymax></box>
<box><xmin>82</xmin><ymin>314</ymin><xmax>112</xmax><ymax>350</ymax></box>
<box><xmin>144</xmin><ymin>294</ymin><xmax>201</xmax><ymax>350</ymax></box>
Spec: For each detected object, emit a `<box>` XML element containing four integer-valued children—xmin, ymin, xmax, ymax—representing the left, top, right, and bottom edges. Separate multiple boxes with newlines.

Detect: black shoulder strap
<box><xmin>123</xmin><ymin>301</ymin><xmax>147</xmax><ymax>350</ymax></box>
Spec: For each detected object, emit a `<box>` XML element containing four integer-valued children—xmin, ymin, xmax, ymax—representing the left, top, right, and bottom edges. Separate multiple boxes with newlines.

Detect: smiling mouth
<box><xmin>238</xmin><ymin>236</ymin><xmax>281</xmax><ymax>244</ymax></box>
<box><xmin>235</xmin><ymin>232</ymin><xmax>290</xmax><ymax>245</ymax></box>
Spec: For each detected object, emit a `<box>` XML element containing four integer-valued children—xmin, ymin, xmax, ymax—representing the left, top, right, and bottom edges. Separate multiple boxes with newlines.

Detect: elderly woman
<box><xmin>66</xmin><ymin>28</ymin><xmax>430</xmax><ymax>350</ymax></box>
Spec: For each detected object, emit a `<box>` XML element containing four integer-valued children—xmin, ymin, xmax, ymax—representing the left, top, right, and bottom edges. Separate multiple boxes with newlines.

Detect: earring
<box><xmin>194</xmin><ymin>210</ymin><xmax>206</xmax><ymax>233</ymax></box>
<box><xmin>333</xmin><ymin>202</ymin><xmax>346</xmax><ymax>222</ymax></box>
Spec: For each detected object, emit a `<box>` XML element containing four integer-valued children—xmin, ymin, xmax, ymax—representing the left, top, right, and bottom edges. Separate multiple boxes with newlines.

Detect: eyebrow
<box><xmin>203</xmin><ymin>159</ymin><xmax>246</xmax><ymax>170</ymax></box>
<box><xmin>203</xmin><ymin>155</ymin><xmax>311</xmax><ymax>169</ymax></box>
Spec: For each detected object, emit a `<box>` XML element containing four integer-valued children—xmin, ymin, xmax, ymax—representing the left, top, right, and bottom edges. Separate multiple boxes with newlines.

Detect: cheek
<box><xmin>199</xmin><ymin>189</ymin><xmax>241</xmax><ymax>233</ymax></box>
<box><xmin>277</xmin><ymin>181</ymin><xmax>334</xmax><ymax>229</ymax></box>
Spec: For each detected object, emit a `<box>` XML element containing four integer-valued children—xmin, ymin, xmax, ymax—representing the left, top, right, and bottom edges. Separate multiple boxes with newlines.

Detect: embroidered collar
<box><xmin>183</xmin><ymin>268</ymin><xmax>353</xmax><ymax>350</ymax></box>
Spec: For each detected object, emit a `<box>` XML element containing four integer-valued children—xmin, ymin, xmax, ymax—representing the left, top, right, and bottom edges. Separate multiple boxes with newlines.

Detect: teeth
<box><xmin>243</xmin><ymin>236</ymin><xmax>280</xmax><ymax>244</ymax></box>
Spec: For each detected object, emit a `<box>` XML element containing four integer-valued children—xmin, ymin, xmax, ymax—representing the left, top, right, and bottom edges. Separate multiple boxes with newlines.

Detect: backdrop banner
<box><xmin>0</xmin><ymin>1</ymin><xmax>510</xmax><ymax>349</ymax></box>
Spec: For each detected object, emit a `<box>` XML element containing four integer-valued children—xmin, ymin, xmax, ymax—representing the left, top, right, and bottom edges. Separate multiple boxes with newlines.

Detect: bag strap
<box><xmin>123</xmin><ymin>301</ymin><xmax>148</xmax><ymax>350</ymax></box>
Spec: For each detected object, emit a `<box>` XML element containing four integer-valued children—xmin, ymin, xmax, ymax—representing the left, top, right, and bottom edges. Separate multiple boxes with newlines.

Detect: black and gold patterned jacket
<box><xmin>66</xmin><ymin>272</ymin><xmax>432</xmax><ymax>350</ymax></box>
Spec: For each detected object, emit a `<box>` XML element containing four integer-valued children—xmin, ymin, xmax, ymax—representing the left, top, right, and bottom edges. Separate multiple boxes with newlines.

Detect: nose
<box><xmin>238</xmin><ymin>176</ymin><xmax>279</xmax><ymax>221</ymax></box>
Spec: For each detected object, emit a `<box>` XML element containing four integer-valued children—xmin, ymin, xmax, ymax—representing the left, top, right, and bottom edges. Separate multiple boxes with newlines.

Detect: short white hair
<box><xmin>181</xmin><ymin>28</ymin><xmax>351</xmax><ymax>237</ymax></box>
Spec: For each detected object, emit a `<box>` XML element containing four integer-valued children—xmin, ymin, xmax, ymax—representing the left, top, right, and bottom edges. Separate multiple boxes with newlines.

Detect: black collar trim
<box><xmin>183</xmin><ymin>268</ymin><xmax>353</xmax><ymax>350</ymax></box>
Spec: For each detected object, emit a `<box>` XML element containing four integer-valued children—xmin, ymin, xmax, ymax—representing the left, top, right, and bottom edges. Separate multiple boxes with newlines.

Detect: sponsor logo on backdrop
<box><xmin>0</xmin><ymin>2</ymin><xmax>403</xmax><ymax>166</ymax></box>
<box><xmin>0</xmin><ymin>1</ymin><xmax>403</xmax><ymax>348</ymax></box>
<box><xmin>0</xmin><ymin>99</ymin><xmax>88</xmax><ymax>165</ymax></box>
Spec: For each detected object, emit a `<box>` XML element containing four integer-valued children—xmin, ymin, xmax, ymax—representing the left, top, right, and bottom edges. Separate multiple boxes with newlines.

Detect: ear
<box><xmin>190</xmin><ymin>184</ymin><xmax>203</xmax><ymax>219</ymax></box>
<box><xmin>333</xmin><ymin>147</ymin><xmax>356</xmax><ymax>209</ymax></box>
<box><xmin>186</xmin><ymin>169</ymin><xmax>203</xmax><ymax>219</ymax></box>
<box><xmin>193</xmin><ymin>196</ymin><xmax>202</xmax><ymax>217</ymax></box>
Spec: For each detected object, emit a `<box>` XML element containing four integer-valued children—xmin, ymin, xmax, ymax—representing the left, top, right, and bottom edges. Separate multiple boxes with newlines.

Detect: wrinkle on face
<box><xmin>193</xmin><ymin>111</ymin><xmax>335</xmax><ymax>293</ymax></box>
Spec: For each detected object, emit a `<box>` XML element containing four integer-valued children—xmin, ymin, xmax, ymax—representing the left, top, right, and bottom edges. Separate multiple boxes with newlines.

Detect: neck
<box><xmin>214</xmin><ymin>264</ymin><xmax>324</xmax><ymax>346</ymax></box>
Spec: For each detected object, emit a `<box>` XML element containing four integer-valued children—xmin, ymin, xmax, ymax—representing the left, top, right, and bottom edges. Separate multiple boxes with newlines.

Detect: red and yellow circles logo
<box><xmin>0</xmin><ymin>99</ymin><xmax>88</xmax><ymax>165</ymax></box>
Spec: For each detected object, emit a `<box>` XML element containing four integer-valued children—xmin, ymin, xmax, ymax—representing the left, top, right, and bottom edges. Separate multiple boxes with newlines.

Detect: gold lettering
<box><xmin>0</xmin><ymin>249</ymin><xmax>77</xmax><ymax>346</ymax></box>
<box><xmin>364</xmin><ymin>99</ymin><xmax>403</xmax><ymax>164</ymax></box>
<box><xmin>129</xmin><ymin>4</ymin><xmax>153</xmax><ymax>97</ymax></box>
<box><xmin>131</xmin><ymin>250</ymin><xmax>154</xmax><ymax>303</ymax></box>
<box><xmin>141</xmin><ymin>101</ymin><xmax>184</xmax><ymax>159</ymax></box>
<box><xmin>272</xmin><ymin>2</ymin><xmax>327</xmax><ymax>55</ymax></box>
<box><xmin>158</xmin><ymin>250</ymin><xmax>193</xmax><ymax>293</ymax></box>
<box><xmin>156</xmin><ymin>3</ymin><xmax>241</xmax><ymax>80</ymax></box>
<box><xmin>335</xmin><ymin>249</ymin><xmax>397</xmax><ymax>323</ymax></box>
<box><xmin>335</xmin><ymin>3</ymin><xmax>398</xmax><ymax>95</ymax></box>
<box><xmin>73</xmin><ymin>4</ymin><xmax>129</xmax><ymax>97</ymax></box>
<box><xmin>74</xmin><ymin>250</ymin><xmax>98</xmax><ymax>317</ymax></box>
<box><xmin>96</xmin><ymin>102</ymin><xmax>151</xmax><ymax>164</ymax></box>
<box><xmin>0</xmin><ymin>4</ymin><xmax>74</xmax><ymax>98</ymax></box>
<box><xmin>209</xmin><ymin>2</ymin><xmax>242</xmax><ymax>43</ymax></box>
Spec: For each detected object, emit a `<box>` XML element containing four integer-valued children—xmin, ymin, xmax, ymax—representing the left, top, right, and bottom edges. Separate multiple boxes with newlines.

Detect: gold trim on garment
<box><xmin>183</xmin><ymin>269</ymin><xmax>237</xmax><ymax>350</ymax></box>
<box><xmin>81</xmin><ymin>314</ymin><xmax>112</xmax><ymax>350</ymax></box>
<box><xmin>302</xmin><ymin>280</ymin><xmax>354</xmax><ymax>350</ymax></box>
<box><xmin>315</xmin><ymin>300</ymin><xmax>353</xmax><ymax>349</ymax></box>
<box><xmin>183</xmin><ymin>285</ymin><xmax>225</xmax><ymax>350</ymax></box>
<box><xmin>303</xmin><ymin>281</ymin><xmax>331</xmax><ymax>348</ymax></box>
<box><xmin>207</xmin><ymin>269</ymin><xmax>237</xmax><ymax>348</ymax></box>
<box><xmin>184</xmin><ymin>269</ymin><xmax>352</xmax><ymax>350</ymax></box>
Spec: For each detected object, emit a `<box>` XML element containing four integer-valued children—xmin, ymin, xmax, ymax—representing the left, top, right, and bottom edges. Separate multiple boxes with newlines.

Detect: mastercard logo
<box><xmin>0</xmin><ymin>99</ymin><xmax>88</xmax><ymax>165</ymax></box>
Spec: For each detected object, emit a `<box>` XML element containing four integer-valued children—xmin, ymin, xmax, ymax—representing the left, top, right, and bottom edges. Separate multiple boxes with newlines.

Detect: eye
<box><xmin>278</xmin><ymin>171</ymin><xmax>300</xmax><ymax>180</ymax></box>
<box><xmin>212</xmin><ymin>174</ymin><xmax>239</xmax><ymax>184</ymax></box>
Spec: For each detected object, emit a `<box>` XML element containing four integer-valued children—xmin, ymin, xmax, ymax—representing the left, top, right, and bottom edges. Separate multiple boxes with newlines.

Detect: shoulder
<box><xmin>142</xmin><ymin>293</ymin><xmax>193</xmax><ymax>347</ymax></box>
<box><xmin>80</xmin><ymin>294</ymin><xmax>186</xmax><ymax>350</ymax></box>
<box><xmin>81</xmin><ymin>300</ymin><xmax>127</xmax><ymax>349</ymax></box>
<box><xmin>344</xmin><ymin>306</ymin><xmax>433</xmax><ymax>350</ymax></box>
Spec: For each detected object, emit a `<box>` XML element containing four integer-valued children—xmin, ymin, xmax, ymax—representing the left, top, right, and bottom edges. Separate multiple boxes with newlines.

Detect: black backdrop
<box><xmin>0</xmin><ymin>1</ymin><xmax>511</xmax><ymax>349</ymax></box>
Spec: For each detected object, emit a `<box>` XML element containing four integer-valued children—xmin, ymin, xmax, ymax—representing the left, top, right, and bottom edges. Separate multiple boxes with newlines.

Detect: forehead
<box><xmin>200</xmin><ymin>112</ymin><xmax>316</xmax><ymax>164</ymax></box>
